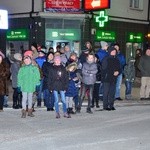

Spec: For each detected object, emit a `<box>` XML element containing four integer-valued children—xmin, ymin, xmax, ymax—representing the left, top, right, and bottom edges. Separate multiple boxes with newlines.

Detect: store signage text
<box><xmin>45</xmin><ymin>0</ymin><xmax>80</xmax><ymax>9</ymax></box>
<box><xmin>96</xmin><ymin>30</ymin><xmax>116</xmax><ymax>41</ymax></box>
<box><xmin>6</xmin><ymin>29</ymin><xmax>29</xmax><ymax>41</ymax></box>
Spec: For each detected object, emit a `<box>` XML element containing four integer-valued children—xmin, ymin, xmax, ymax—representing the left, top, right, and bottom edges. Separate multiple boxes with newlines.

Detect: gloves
<box><xmin>17</xmin><ymin>87</ymin><xmax>21</xmax><ymax>93</ymax></box>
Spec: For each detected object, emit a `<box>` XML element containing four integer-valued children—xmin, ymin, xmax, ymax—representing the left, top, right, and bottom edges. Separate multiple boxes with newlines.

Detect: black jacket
<box><xmin>101</xmin><ymin>55</ymin><xmax>121</xmax><ymax>83</ymax></box>
<box><xmin>47</xmin><ymin>64</ymin><xmax>69</xmax><ymax>91</ymax></box>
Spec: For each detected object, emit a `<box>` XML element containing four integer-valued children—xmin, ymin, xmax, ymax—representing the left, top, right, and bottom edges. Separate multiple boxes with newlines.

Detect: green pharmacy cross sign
<box><xmin>95</xmin><ymin>10</ymin><xmax>108</xmax><ymax>27</ymax></box>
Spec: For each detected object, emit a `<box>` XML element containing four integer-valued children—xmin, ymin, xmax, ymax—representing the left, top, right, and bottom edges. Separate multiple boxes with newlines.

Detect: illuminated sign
<box><xmin>46</xmin><ymin>29</ymin><xmax>81</xmax><ymax>40</ymax></box>
<box><xmin>127</xmin><ymin>33</ymin><xmax>143</xmax><ymax>43</ymax></box>
<box><xmin>45</xmin><ymin>0</ymin><xmax>80</xmax><ymax>9</ymax></box>
<box><xmin>95</xmin><ymin>10</ymin><xmax>108</xmax><ymax>27</ymax></box>
<box><xmin>96</xmin><ymin>30</ymin><xmax>116</xmax><ymax>41</ymax></box>
<box><xmin>0</xmin><ymin>9</ymin><xmax>8</xmax><ymax>29</ymax></box>
<box><xmin>84</xmin><ymin>0</ymin><xmax>110</xmax><ymax>11</ymax></box>
<box><xmin>6</xmin><ymin>29</ymin><xmax>29</xmax><ymax>41</ymax></box>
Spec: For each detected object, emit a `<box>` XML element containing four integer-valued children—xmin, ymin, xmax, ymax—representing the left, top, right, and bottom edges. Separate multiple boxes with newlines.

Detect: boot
<box><xmin>69</xmin><ymin>108</ymin><xmax>75</xmax><ymax>114</ymax></box>
<box><xmin>64</xmin><ymin>112</ymin><xmax>71</xmax><ymax>118</ymax></box>
<box><xmin>37</xmin><ymin>99</ymin><xmax>41</xmax><ymax>107</ymax></box>
<box><xmin>86</xmin><ymin>107</ymin><xmax>93</xmax><ymax>114</ymax></box>
<box><xmin>32</xmin><ymin>103</ymin><xmax>35</xmax><ymax>112</ymax></box>
<box><xmin>21</xmin><ymin>109</ymin><xmax>26</xmax><ymax>118</ymax></box>
<box><xmin>56</xmin><ymin>112</ymin><xmax>60</xmax><ymax>119</ymax></box>
<box><xmin>96</xmin><ymin>100</ymin><xmax>100</xmax><ymax>108</ymax></box>
<box><xmin>18</xmin><ymin>93</ymin><xmax>22</xmax><ymax>109</ymax></box>
<box><xmin>28</xmin><ymin>109</ymin><xmax>35</xmax><ymax>117</ymax></box>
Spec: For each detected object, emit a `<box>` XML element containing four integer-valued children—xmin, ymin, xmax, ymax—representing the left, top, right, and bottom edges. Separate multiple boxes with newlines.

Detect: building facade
<box><xmin>0</xmin><ymin>0</ymin><xmax>150</xmax><ymax>58</ymax></box>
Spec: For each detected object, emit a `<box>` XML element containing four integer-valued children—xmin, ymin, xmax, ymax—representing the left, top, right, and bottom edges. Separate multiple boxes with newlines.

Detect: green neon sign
<box><xmin>96</xmin><ymin>30</ymin><xmax>116</xmax><ymax>41</ymax></box>
<box><xmin>6</xmin><ymin>29</ymin><xmax>29</xmax><ymax>41</ymax></box>
<box><xmin>46</xmin><ymin>29</ymin><xmax>80</xmax><ymax>40</ymax></box>
<box><xmin>127</xmin><ymin>33</ymin><xmax>143</xmax><ymax>43</ymax></box>
<box><xmin>95</xmin><ymin>11</ymin><xmax>108</xmax><ymax>27</ymax></box>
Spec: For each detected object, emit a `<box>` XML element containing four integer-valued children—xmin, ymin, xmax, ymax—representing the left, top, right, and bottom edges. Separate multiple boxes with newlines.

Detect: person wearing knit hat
<box><xmin>47</xmin><ymin>54</ymin><xmax>70</xmax><ymax>118</ymax></box>
<box><xmin>18</xmin><ymin>54</ymin><xmax>40</xmax><ymax>118</ymax></box>
<box><xmin>100</xmin><ymin>41</ymin><xmax>108</xmax><ymax>50</ymax></box>
<box><xmin>24</xmin><ymin>50</ymin><xmax>33</xmax><ymax>58</ymax></box>
<box><xmin>101</xmin><ymin>46</ymin><xmax>121</xmax><ymax>111</ymax></box>
<box><xmin>11</xmin><ymin>53</ymin><xmax>22</xmax><ymax>109</ymax></box>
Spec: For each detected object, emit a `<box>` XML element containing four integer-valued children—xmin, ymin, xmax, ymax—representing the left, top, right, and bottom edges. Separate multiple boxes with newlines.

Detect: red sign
<box><xmin>45</xmin><ymin>0</ymin><xmax>80</xmax><ymax>9</ymax></box>
<box><xmin>84</xmin><ymin>0</ymin><xmax>110</xmax><ymax>11</ymax></box>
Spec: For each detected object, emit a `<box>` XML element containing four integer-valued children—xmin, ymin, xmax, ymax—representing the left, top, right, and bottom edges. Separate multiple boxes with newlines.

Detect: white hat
<box><xmin>100</xmin><ymin>41</ymin><xmax>108</xmax><ymax>49</ymax></box>
<box><xmin>14</xmin><ymin>53</ymin><xmax>22</xmax><ymax>61</ymax></box>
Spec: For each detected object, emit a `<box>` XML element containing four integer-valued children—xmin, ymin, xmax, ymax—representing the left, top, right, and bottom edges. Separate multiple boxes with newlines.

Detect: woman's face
<box><xmin>48</xmin><ymin>53</ymin><xmax>54</xmax><ymax>61</ymax></box>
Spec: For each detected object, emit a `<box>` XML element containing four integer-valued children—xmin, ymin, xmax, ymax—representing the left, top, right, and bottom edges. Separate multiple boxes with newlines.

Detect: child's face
<box><xmin>48</xmin><ymin>53</ymin><xmax>54</xmax><ymax>61</ymax></box>
<box><xmin>87</xmin><ymin>55</ymin><xmax>94</xmax><ymax>62</ymax></box>
<box><xmin>110</xmin><ymin>50</ymin><xmax>116</xmax><ymax>56</ymax></box>
<box><xmin>68</xmin><ymin>66</ymin><xmax>75</xmax><ymax>72</ymax></box>
<box><xmin>24</xmin><ymin>57</ymin><xmax>32</xmax><ymax>65</ymax></box>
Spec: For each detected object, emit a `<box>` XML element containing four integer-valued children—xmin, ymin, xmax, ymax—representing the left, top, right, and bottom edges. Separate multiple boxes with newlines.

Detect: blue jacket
<box><xmin>65</xmin><ymin>72</ymin><xmax>78</xmax><ymax>97</ymax></box>
<box><xmin>96</xmin><ymin>49</ymin><xmax>108</xmax><ymax>62</ymax></box>
<box><xmin>117</xmin><ymin>52</ymin><xmax>126</xmax><ymax>73</ymax></box>
<box><xmin>35</xmin><ymin>56</ymin><xmax>46</xmax><ymax>68</ymax></box>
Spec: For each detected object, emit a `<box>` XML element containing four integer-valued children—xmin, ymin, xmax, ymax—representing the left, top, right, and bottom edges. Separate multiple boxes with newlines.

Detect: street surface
<box><xmin>0</xmin><ymin>101</ymin><xmax>150</xmax><ymax>150</ymax></box>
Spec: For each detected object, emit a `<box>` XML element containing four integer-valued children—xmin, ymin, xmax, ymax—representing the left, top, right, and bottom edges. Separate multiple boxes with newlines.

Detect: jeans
<box><xmin>99</xmin><ymin>82</ymin><xmax>103</xmax><ymax>100</ymax></box>
<box><xmin>92</xmin><ymin>82</ymin><xmax>100</xmax><ymax>106</ymax></box>
<box><xmin>73</xmin><ymin>87</ymin><xmax>81</xmax><ymax>109</ymax></box>
<box><xmin>103</xmin><ymin>82</ymin><xmax>116</xmax><ymax>109</ymax></box>
<box><xmin>115</xmin><ymin>74</ymin><xmax>123</xmax><ymax>98</ymax></box>
<box><xmin>53</xmin><ymin>90</ymin><xmax>67</xmax><ymax>113</ymax></box>
<box><xmin>125</xmin><ymin>81</ymin><xmax>132</xmax><ymax>95</ymax></box>
<box><xmin>43</xmin><ymin>89</ymin><xmax>54</xmax><ymax>109</ymax></box>
<box><xmin>80</xmin><ymin>84</ymin><xmax>94</xmax><ymax>109</ymax></box>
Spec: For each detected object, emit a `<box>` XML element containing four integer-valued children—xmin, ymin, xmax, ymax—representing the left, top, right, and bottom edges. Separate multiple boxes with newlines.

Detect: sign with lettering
<box><xmin>127</xmin><ymin>32</ymin><xmax>143</xmax><ymax>43</ymax></box>
<box><xmin>96</xmin><ymin>30</ymin><xmax>116</xmax><ymax>41</ymax></box>
<box><xmin>45</xmin><ymin>0</ymin><xmax>80</xmax><ymax>9</ymax></box>
<box><xmin>84</xmin><ymin>0</ymin><xmax>110</xmax><ymax>11</ymax></box>
<box><xmin>6</xmin><ymin>29</ymin><xmax>29</xmax><ymax>41</ymax></box>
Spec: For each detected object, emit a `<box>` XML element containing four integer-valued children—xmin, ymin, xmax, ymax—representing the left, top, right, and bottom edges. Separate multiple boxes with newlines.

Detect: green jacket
<box><xmin>18</xmin><ymin>64</ymin><xmax>40</xmax><ymax>92</ymax></box>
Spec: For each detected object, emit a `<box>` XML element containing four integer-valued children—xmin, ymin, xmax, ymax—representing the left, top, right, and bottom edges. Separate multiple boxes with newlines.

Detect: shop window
<box><xmin>129</xmin><ymin>0</ymin><xmax>143</xmax><ymax>10</ymax></box>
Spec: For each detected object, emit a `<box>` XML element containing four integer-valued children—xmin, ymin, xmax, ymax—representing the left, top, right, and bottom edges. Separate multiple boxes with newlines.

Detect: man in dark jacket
<box><xmin>138</xmin><ymin>46</ymin><xmax>150</xmax><ymax>100</ymax></box>
<box><xmin>101</xmin><ymin>46</ymin><xmax>121</xmax><ymax>110</ymax></box>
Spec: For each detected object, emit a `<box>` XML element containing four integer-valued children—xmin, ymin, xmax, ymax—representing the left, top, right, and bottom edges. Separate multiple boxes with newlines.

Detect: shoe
<box><xmin>13</xmin><ymin>105</ymin><xmax>19</xmax><ymax>109</ymax></box>
<box><xmin>69</xmin><ymin>108</ymin><xmax>75</xmax><ymax>114</ymax></box>
<box><xmin>56</xmin><ymin>113</ymin><xmax>60</xmax><ymax>119</ymax></box>
<box><xmin>91</xmin><ymin>105</ymin><xmax>94</xmax><ymax>108</ymax></box>
<box><xmin>50</xmin><ymin>108</ymin><xmax>55</xmax><ymax>111</ymax></box>
<box><xmin>47</xmin><ymin>108</ymin><xmax>50</xmax><ymax>111</ymax></box>
<box><xmin>64</xmin><ymin>113</ymin><xmax>71</xmax><ymax>118</ymax></box>
<box><xmin>111</xmin><ymin>107</ymin><xmax>116</xmax><ymax>110</ymax></box>
<box><xmin>96</xmin><ymin>105</ymin><xmax>100</xmax><ymax>108</ymax></box>
<box><xmin>3</xmin><ymin>104</ymin><xmax>8</xmax><ymax>107</ymax></box>
<box><xmin>28</xmin><ymin>109</ymin><xmax>34</xmax><ymax>117</ymax></box>
<box><xmin>86</xmin><ymin>108</ymin><xmax>93</xmax><ymax>114</ymax></box>
<box><xmin>144</xmin><ymin>97</ymin><xmax>150</xmax><ymax>100</ymax></box>
<box><xmin>140</xmin><ymin>97</ymin><xmax>145</xmax><ymax>100</ymax></box>
<box><xmin>103</xmin><ymin>108</ymin><xmax>111</xmax><ymax>111</ymax></box>
<box><xmin>115</xmin><ymin>97</ymin><xmax>123</xmax><ymax>101</ymax></box>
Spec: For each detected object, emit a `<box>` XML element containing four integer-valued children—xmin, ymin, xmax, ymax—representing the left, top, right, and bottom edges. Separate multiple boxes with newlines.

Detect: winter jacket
<box><xmin>65</xmin><ymin>71</ymin><xmax>78</xmax><ymax>97</ymax></box>
<box><xmin>116</xmin><ymin>51</ymin><xmax>126</xmax><ymax>74</ymax></box>
<box><xmin>10</xmin><ymin>61</ymin><xmax>21</xmax><ymax>88</ymax></box>
<box><xmin>18</xmin><ymin>64</ymin><xmax>40</xmax><ymax>93</ymax></box>
<box><xmin>0</xmin><ymin>61</ymin><xmax>10</xmax><ymax>95</ymax></box>
<box><xmin>48</xmin><ymin>64</ymin><xmax>69</xmax><ymax>91</ymax></box>
<box><xmin>42</xmin><ymin>61</ymin><xmax>53</xmax><ymax>90</ymax></box>
<box><xmin>101</xmin><ymin>55</ymin><xmax>121</xmax><ymax>83</ymax></box>
<box><xmin>82</xmin><ymin>61</ymin><xmax>98</xmax><ymax>85</ymax></box>
<box><xmin>96</xmin><ymin>49</ymin><xmax>108</xmax><ymax>62</ymax></box>
<box><xmin>138</xmin><ymin>55</ymin><xmax>150</xmax><ymax>77</ymax></box>
<box><xmin>124</xmin><ymin>58</ymin><xmax>135</xmax><ymax>82</ymax></box>
<box><xmin>35</xmin><ymin>56</ymin><xmax>46</xmax><ymax>68</ymax></box>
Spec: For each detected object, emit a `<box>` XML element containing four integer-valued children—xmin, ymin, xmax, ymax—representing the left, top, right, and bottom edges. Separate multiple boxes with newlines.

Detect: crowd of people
<box><xmin>0</xmin><ymin>41</ymin><xmax>150</xmax><ymax>119</ymax></box>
